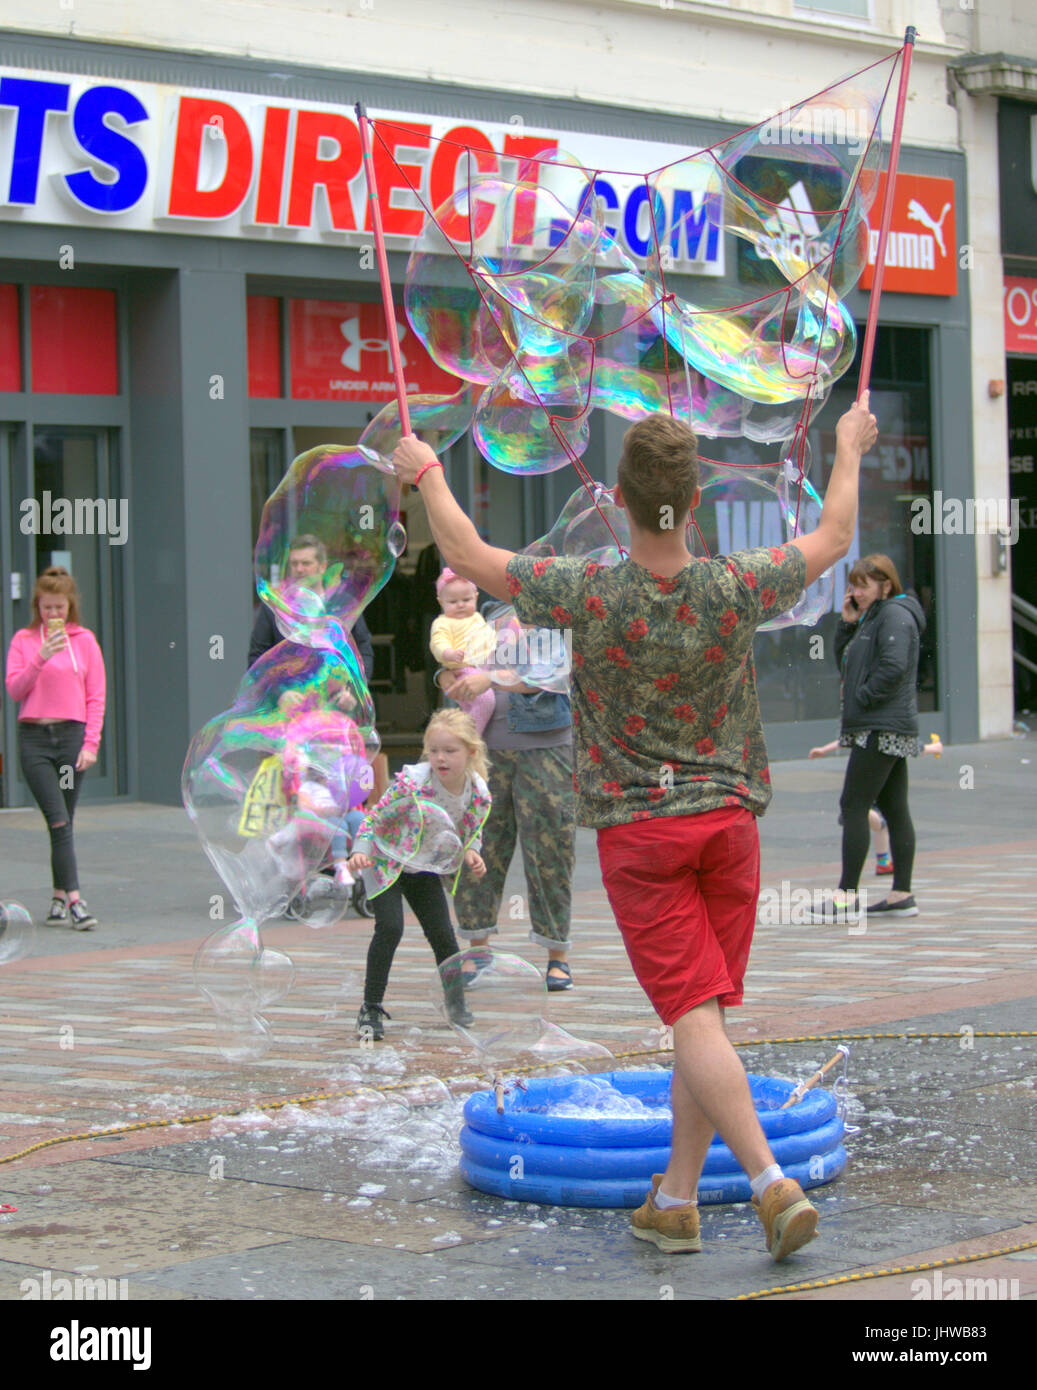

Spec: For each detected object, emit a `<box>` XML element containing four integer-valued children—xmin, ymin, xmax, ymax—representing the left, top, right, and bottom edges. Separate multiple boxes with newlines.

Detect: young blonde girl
<box><xmin>349</xmin><ymin>709</ymin><xmax>491</xmax><ymax>1040</ymax></box>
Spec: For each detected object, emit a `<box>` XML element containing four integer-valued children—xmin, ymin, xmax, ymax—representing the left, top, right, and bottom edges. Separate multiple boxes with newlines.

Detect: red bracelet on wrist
<box><xmin>414</xmin><ymin>459</ymin><xmax>444</xmax><ymax>487</ymax></box>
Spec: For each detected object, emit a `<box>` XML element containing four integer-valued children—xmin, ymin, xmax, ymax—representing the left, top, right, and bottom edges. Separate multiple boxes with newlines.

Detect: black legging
<box><xmin>839</xmin><ymin>733</ymin><xmax>915</xmax><ymax>894</ymax></box>
<box><xmin>18</xmin><ymin>720</ymin><xmax>87</xmax><ymax>893</ymax></box>
<box><xmin>363</xmin><ymin>870</ymin><xmax>461</xmax><ymax>1005</ymax></box>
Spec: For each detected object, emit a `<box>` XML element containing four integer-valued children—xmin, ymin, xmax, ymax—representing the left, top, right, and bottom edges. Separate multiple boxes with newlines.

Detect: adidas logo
<box><xmin>752</xmin><ymin>181</ymin><xmax>834</xmax><ymax>268</ymax></box>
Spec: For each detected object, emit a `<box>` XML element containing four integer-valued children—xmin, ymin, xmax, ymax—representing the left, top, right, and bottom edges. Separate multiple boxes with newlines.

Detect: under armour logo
<box><xmin>906</xmin><ymin>199</ymin><xmax>951</xmax><ymax>258</ymax></box>
<box><xmin>339</xmin><ymin>316</ymin><xmax>407</xmax><ymax>372</ymax></box>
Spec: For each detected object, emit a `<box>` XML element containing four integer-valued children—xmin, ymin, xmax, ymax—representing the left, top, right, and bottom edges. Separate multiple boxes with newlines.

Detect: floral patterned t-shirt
<box><xmin>505</xmin><ymin>545</ymin><xmax>807</xmax><ymax>829</ymax></box>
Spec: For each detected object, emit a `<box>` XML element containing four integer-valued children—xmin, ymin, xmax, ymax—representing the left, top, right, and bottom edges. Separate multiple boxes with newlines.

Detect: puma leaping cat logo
<box><xmin>906</xmin><ymin>199</ymin><xmax>951</xmax><ymax>258</ymax></box>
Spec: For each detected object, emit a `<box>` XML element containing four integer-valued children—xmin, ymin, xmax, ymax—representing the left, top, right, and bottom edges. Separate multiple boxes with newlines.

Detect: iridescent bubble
<box><xmin>396</xmin><ymin>60</ymin><xmax>898</xmax><ymax>574</ymax></box>
<box><xmin>185</xmin><ymin>441</ymin><xmax>402</xmax><ymax>1044</ymax></box>
<box><xmin>0</xmin><ymin>902</ymin><xmax>34</xmax><ymax>966</ymax></box>
<box><xmin>528</xmin><ymin>1021</ymin><xmax>614</xmax><ymax>1067</ymax></box>
<box><xmin>193</xmin><ymin>918</ymin><xmax>296</xmax><ymax>1020</ymax></box>
<box><xmin>213</xmin><ymin>1013</ymin><xmax>273</xmax><ymax>1064</ymax></box>
<box><xmin>373</xmin><ymin>801</ymin><xmax>464</xmax><ymax>876</ymax></box>
<box><xmin>359</xmin><ymin>384</ymin><xmax>475</xmax><ymax>459</ymax></box>
<box><xmin>288</xmin><ymin>871</ymin><xmax>352</xmax><ymax>929</ymax></box>
<box><xmin>484</xmin><ymin>606</ymin><xmax>571</xmax><ymax>694</ymax></box>
<box><xmin>435</xmin><ymin>948</ymin><xmax>545</xmax><ymax>1061</ymax></box>
<box><xmin>519</xmin><ymin>459</ymin><xmax>832</xmax><ymax>631</ymax></box>
<box><xmin>254</xmin><ymin>444</ymin><xmax>403</xmax><ymax>645</ymax></box>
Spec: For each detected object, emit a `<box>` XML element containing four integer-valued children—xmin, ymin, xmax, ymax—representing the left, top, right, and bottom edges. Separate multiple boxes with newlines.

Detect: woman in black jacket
<box><xmin>818</xmin><ymin>554</ymin><xmax>926</xmax><ymax>919</ymax></box>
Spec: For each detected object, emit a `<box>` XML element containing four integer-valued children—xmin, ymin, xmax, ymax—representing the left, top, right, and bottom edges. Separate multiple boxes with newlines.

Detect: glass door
<box><xmin>21</xmin><ymin>426</ymin><xmax>125</xmax><ymax>800</ymax></box>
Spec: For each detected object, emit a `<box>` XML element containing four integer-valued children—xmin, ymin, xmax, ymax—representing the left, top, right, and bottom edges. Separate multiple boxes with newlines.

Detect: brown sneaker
<box><xmin>630</xmin><ymin>1175</ymin><xmax>702</xmax><ymax>1253</ymax></box>
<box><xmin>752</xmin><ymin>1178</ymin><xmax>819</xmax><ymax>1261</ymax></box>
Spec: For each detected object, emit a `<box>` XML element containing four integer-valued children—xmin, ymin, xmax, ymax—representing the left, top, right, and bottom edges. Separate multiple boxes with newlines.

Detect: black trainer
<box><xmin>46</xmin><ymin>898</ymin><xmax>68</xmax><ymax>925</ymax></box>
<box><xmin>866</xmin><ymin>895</ymin><xmax>919</xmax><ymax>917</ymax></box>
<box><xmin>356</xmin><ymin>1002</ymin><xmax>390</xmax><ymax>1041</ymax></box>
<box><xmin>69</xmin><ymin>900</ymin><xmax>97</xmax><ymax>930</ymax></box>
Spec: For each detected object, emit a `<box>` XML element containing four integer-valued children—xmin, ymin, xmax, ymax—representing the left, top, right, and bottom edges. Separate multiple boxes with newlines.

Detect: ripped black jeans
<box><xmin>18</xmin><ymin>721</ymin><xmax>86</xmax><ymax>893</ymax></box>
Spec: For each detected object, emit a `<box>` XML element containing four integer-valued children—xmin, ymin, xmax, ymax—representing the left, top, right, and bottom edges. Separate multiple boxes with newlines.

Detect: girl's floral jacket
<box><xmin>352</xmin><ymin>762</ymin><xmax>491</xmax><ymax>897</ymax></box>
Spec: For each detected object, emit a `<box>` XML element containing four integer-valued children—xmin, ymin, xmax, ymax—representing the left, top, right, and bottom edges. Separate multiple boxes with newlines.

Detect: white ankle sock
<box><xmin>655</xmin><ymin>1188</ymin><xmax>696</xmax><ymax>1209</ymax></box>
<box><xmin>750</xmin><ymin>1164</ymin><xmax>784</xmax><ymax>1201</ymax></box>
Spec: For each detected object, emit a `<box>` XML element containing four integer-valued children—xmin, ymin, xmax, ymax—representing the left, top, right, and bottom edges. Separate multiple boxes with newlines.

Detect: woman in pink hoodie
<box><xmin>5</xmin><ymin>567</ymin><xmax>107</xmax><ymax>929</ymax></box>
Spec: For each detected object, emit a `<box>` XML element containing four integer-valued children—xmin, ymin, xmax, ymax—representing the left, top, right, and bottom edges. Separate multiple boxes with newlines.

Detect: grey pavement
<box><xmin>0</xmin><ymin>736</ymin><xmax>1034</xmax><ymax>1307</ymax></box>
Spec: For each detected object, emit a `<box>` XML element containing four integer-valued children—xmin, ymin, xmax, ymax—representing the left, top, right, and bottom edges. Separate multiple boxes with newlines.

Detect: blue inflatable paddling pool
<box><xmin>460</xmin><ymin>1071</ymin><xmax>846</xmax><ymax>1208</ymax></box>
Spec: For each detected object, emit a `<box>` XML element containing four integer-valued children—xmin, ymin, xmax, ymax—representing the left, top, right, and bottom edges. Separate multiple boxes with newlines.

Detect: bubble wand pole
<box><xmin>780</xmin><ymin>1045</ymin><xmax>850</xmax><ymax>1109</ymax></box>
<box><xmin>856</xmin><ymin>27</ymin><xmax>916</xmax><ymax>401</ymax></box>
<box><xmin>355</xmin><ymin>102</ymin><xmax>412</xmax><ymax>436</ymax></box>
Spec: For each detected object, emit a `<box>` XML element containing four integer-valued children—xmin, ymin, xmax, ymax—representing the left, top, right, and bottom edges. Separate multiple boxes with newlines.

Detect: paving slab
<box><xmin>1</xmin><ymin>740</ymin><xmax>1035</xmax><ymax>1308</ymax></box>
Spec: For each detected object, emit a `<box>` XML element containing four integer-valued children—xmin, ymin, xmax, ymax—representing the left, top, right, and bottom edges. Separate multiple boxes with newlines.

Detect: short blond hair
<box><xmin>423</xmin><ymin>708</ymin><xmax>489</xmax><ymax>782</ymax></box>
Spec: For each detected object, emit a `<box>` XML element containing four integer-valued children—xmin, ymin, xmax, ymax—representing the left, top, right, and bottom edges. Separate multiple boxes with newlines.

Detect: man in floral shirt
<box><xmin>394</xmin><ymin>395</ymin><xmax>877</xmax><ymax>1260</ymax></box>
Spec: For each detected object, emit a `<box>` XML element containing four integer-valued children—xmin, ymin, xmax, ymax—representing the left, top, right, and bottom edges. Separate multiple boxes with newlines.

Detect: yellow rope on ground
<box><xmin>732</xmin><ymin>1236</ymin><xmax>1037</xmax><ymax>1301</ymax></box>
<box><xmin>0</xmin><ymin>1030</ymin><xmax>1032</xmax><ymax>1167</ymax></box>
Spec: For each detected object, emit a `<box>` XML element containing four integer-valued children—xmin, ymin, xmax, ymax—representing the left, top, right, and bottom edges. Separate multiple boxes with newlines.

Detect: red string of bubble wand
<box><xmin>856</xmin><ymin>27</ymin><xmax>916</xmax><ymax>400</ymax></box>
<box><xmin>356</xmin><ymin>102</ymin><xmax>412</xmax><ymax>438</ymax></box>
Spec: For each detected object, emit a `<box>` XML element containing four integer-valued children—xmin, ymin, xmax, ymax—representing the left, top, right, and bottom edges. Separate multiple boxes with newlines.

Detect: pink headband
<box><xmin>436</xmin><ymin>568</ymin><xmax>476</xmax><ymax>597</ymax></box>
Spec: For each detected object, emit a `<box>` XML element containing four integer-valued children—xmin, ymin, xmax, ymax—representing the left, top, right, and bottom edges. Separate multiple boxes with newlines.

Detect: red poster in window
<box><xmin>0</xmin><ymin>284</ymin><xmax>20</xmax><ymax>391</ymax></box>
<box><xmin>1004</xmin><ymin>277</ymin><xmax>1037</xmax><ymax>356</ymax></box>
<box><xmin>30</xmin><ymin>287</ymin><xmax>118</xmax><ymax>394</ymax></box>
<box><xmin>858</xmin><ymin>174</ymin><xmax>957</xmax><ymax>297</ymax></box>
<box><xmin>289</xmin><ymin>299</ymin><xmax>461</xmax><ymax>400</ymax></box>
<box><xmin>247</xmin><ymin>296</ymin><xmax>282</xmax><ymax>397</ymax></box>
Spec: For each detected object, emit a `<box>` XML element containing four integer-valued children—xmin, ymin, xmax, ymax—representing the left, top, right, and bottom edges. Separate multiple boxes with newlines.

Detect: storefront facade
<box><xmin>0</xmin><ymin>34</ymin><xmax>973</xmax><ymax>805</ymax></box>
<box><xmin>997</xmin><ymin>98</ymin><xmax>1037</xmax><ymax>711</ymax></box>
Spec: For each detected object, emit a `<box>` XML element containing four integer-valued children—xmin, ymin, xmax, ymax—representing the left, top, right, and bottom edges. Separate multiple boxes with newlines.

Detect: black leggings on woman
<box><xmin>363</xmin><ymin>871</ymin><xmax>461</xmax><ymax>1005</ymax></box>
<box><xmin>839</xmin><ymin>732</ymin><xmax>915</xmax><ymax>894</ymax></box>
<box><xmin>18</xmin><ymin>720</ymin><xmax>86</xmax><ymax>893</ymax></box>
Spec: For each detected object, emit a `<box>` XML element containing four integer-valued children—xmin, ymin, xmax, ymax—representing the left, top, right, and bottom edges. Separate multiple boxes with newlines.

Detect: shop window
<box><xmin>247</xmin><ymin>296</ymin><xmax>282</xmax><ymax>398</ymax></box>
<box><xmin>250</xmin><ymin>428</ymin><xmax>286</xmax><ymax>547</ymax></box>
<box><xmin>0</xmin><ymin>284</ymin><xmax>20</xmax><ymax>390</ymax></box>
<box><xmin>288</xmin><ymin>297</ymin><xmax>460</xmax><ymax>400</ymax></box>
<box><xmin>30</xmin><ymin>287</ymin><xmax>118</xmax><ymax>394</ymax></box>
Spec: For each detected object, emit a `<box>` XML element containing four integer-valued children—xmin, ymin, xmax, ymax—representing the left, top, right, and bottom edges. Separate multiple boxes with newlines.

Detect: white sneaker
<box><xmin>69</xmin><ymin>900</ymin><xmax>97</xmax><ymax>930</ymax></box>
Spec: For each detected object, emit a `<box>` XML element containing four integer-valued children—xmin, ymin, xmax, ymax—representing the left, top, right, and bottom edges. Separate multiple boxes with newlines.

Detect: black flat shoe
<box><xmin>546</xmin><ymin>961</ymin><xmax>573</xmax><ymax>992</ymax></box>
<box><xmin>867</xmin><ymin>895</ymin><xmax>919</xmax><ymax>917</ymax></box>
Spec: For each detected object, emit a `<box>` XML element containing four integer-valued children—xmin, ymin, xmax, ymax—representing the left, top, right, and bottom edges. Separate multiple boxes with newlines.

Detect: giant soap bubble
<box><xmin>435</xmin><ymin>947</ymin><xmax>613</xmax><ymax>1069</ymax></box>
<box><xmin>0</xmin><ymin>902</ymin><xmax>34</xmax><ymax>966</ymax></box>
<box><xmin>184</xmin><ymin>445</ymin><xmax>403</xmax><ymax>1055</ymax></box>
<box><xmin>386</xmin><ymin>52</ymin><xmax>897</xmax><ymax>619</ymax></box>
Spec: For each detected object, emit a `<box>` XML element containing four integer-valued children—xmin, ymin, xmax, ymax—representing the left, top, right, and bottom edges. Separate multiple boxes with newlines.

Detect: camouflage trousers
<box><xmin>453</xmin><ymin>744</ymin><xmax>575</xmax><ymax>948</ymax></box>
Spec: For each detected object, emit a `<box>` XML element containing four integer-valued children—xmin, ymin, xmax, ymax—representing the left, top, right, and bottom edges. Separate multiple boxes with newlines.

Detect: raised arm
<box><xmin>393</xmin><ymin>437</ymin><xmax>516</xmax><ymax>602</ymax></box>
<box><xmin>789</xmin><ymin>392</ymin><xmax>878</xmax><ymax>587</ymax></box>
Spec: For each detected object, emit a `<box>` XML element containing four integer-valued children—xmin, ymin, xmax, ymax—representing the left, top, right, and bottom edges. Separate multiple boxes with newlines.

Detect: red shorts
<box><xmin>597</xmin><ymin>807</ymin><xmax>760</xmax><ymax>1027</ymax></box>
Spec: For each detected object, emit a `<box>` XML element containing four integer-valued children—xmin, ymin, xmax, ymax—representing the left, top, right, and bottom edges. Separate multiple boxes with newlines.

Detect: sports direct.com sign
<box><xmin>0</xmin><ymin>68</ymin><xmax>723</xmax><ymax>273</ymax></box>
